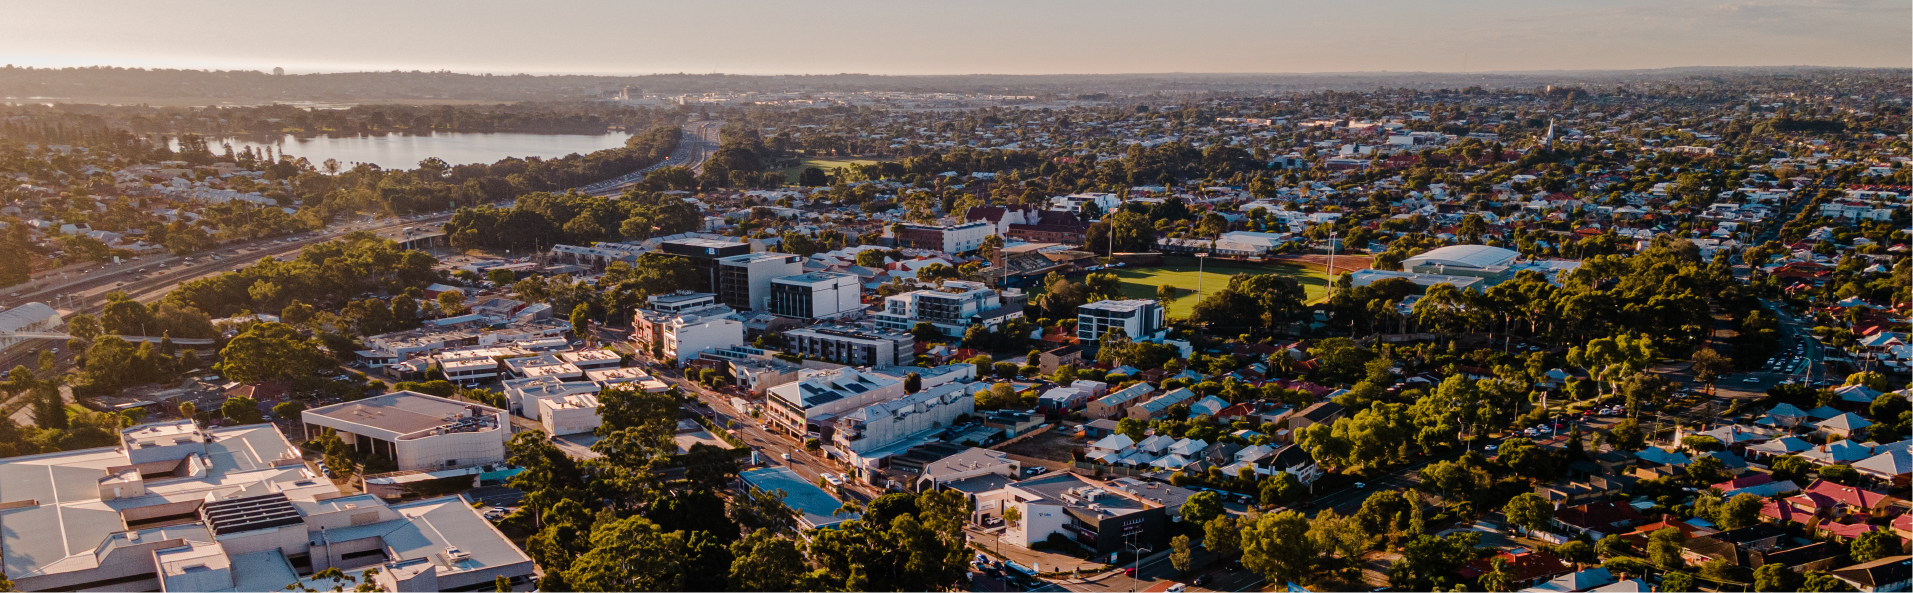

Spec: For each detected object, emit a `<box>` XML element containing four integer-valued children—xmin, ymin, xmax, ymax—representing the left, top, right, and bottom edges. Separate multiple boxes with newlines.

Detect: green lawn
<box><xmin>1032</xmin><ymin>256</ymin><xmax>1331</xmax><ymax>319</ymax></box>
<box><xmin>777</xmin><ymin>157</ymin><xmax>884</xmax><ymax>184</ymax></box>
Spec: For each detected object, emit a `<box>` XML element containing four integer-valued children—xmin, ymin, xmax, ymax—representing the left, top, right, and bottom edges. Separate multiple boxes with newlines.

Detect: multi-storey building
<box><xmin>0</xmin><ymin>420</ymin><xmax>536</xmax><ymax>592</ymax></box>
<box><xmin>764</xmin><ymin>368</ymin><xmax>905</xmax><ymax>437</ymax></box>
<box><xmin>1076</xmin><ymin>299</ymin><xmax>1165</xmax><ymax>342</ymax></box>
<box><xmin>767</xmin><ymin>271</ymin><xmax>864</xmax><ymax>320</ymax></box>
<box><xmin>893</xmin><ymin>221</ymin><xmax>994</xmax><ymax>254</ymax></box>
<box><xmin>301</xmin><ymin>392</ymin><xmax>510</xmax><ymax>472</ymax></box>
<box><xmin>783</xmin><ymin>325</ymin><xmax>914</xmax><ymax>368</ymax></box>
<box><xmin>658</xmin><ymin>238</ymin><xmax>753</xmax><ymax>292</ymax></box>
<box><xmin>875</xmin><ymin>280</ymin><xmax>1023</xmax><ymax>338</ymax></box>
<box><xmin>716</xmin><ymin>252</ymin><xmax>805</xmax><ymax>311</ymax></box>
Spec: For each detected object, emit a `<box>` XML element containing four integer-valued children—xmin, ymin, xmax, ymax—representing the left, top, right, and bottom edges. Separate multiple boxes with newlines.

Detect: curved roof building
<box><xmin>1401</xmin><ymin>245</ymin><xmax>1520</xmax><ymax>280</ymax></box>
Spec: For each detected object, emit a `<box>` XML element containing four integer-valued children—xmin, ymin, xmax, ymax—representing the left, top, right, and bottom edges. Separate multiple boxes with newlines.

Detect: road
<box><xmin>580</xmin><ymin>119</ymin><xmax>722</xmax><ymax>196</ymax></box>
<box><xmin>650</xmin><ymin>364</ymin><xmax>877</xmax><ymax>504</ymax></box>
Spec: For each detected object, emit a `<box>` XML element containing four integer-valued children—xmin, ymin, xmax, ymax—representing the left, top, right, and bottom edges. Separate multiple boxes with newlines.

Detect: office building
<box><xmin>833</xmin><ymin>382</ymin><xmax>975</xmax><ymax>457</ymax></box>
<box><xmin>716</xmin><ymin>252</ymin><xmax>805</xmax><ymax>311</ymax></box>
<box><xmin>1076</xmin><ymin>299</ymin><xmax>1165</xmax><ymax>342</ymax></box>
<box><xmin>0</xmin><ymin>420</ymin><xmax>534</xmax><ymax>592</ymax></box>
<box><xmin>783</xmin><ymin>324</ymin><xmax>915</xmax><ymax>368</ymax></box>
<box><xmin>975</xmin><ymin>473</ymin><xmax>1194</xmax><ymax>555</ymax></box>
<box><xmin>768</xmin><ymin>271</ymin><xmax>863</xmax><ymax>320</ymax></box>
<box><xmin>893</xmin><ymin>221</ymin><xmax>993</xmax><ymax>254</ymax></box>
<box><xmin>659</xmin><ymin>238</ymin><xmax>753</xmax><ymax>292</ymax></box>
<box><xmin>875</xmin><ymin>280</ymin><xmax>1024</xmax><ymax>338</ymax></box>
<box><xmin>501</xmin><ymin>375</ymin><xmax>601</xmax><ymax>420</ymax></box>
<box><xmin>539</xmin><ymin>394</ymin><xmax>602</xmax><ymax>436</ymax></box>
<box><xmin>301</xmin><ymin>392</ymin><xmax>509</xmax><ymax>472</ymax></box>
<box><xmin>764</xmin><ymin>368</ymin><xmax>905</xmax><ymax>438</ymax></box>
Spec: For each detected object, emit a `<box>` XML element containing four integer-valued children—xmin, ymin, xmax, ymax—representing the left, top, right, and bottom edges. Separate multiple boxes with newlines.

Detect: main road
<box><xmin>581</xmin><ymin>119</ymin><xmax>722</xmax><ymax>196</ymax></box>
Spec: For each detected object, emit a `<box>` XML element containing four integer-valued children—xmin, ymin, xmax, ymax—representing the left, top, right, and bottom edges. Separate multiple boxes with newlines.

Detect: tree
<box><xmin>1240</xmin><ymin>511</ymin><xmax>1317</xmax><ymax>587</ymax></box>
<box><xmin>272</xmin><ymin>401</ymin><xmax>306</xmax><ymax>421</ymax></box>
<box><xmin>1691</xmin><ymin>348</ymin><xmax>1732</xmax><ymax>393</ymax></box>
<box><xmin>1819</xmin><ymin>464</ymin><xmax>1862</xmax><ymax>485</ymax></box>
<box><xmin>1387</xmin><ymin>532</ymin><xmax>1481</xmax><ymax>592</ymax></box>
<box><xmin>1505</xmin><ymin>493</ymin><xmax>1554</xmax><ymax>534</ymax></box>
<box><xmin>903</xmin><ymin>372</ymin><xmax>922</xmax><ymax>394</ymax></box>
<box><xmin>178</xmin><ymin>401</ymin><xmax>196</xmax><ymax>422</ymax></box>
<box><xmin>1849</xmin><ymin>529</ymin><xmax>1899</xmax><ymax>562</ymax></box>
<box><xmin>1647</xmin><ymin>527</ymin><xmax>1685</xmax><ymax>569</ymax></box>
<box><xmin>1169</xmin><ymin>534</ymin><xmax>1195</xmax><ymax>574</ymax></box>
<box><xmin>1478</xmin><ymin>557</ymin><xmax>1515</xmax><ymax>592</ymax></box>
<box><xmin>1116</xmin><ymin>418</ymin><xmax>1146</xmax><ymax>442</ymax></box>
<box><xmin>1608</xmin><ymin>418</ymin><xmax>1646</xmax><ymax>452</ymax></box>
<box><xmin>1156</xmin><ymin>284</ymin><xmax>1180</xmax><ymax>302</ymax></box>
<box><xmin>1661</xmin><ymin>571</ymin><xmax>1696</xmax><ymax>592</ymax></box>
<box><xmin>221</xmin><ymin>396</ymin><xmax>263</xmax><ymax>425</ymax></box>
<box><xmin>1261</xmin><ymin>471</ymin><xmax>1303</xmax><ymax>505</ymax></box>
<box><xmin>1716</xmin><ymin>493</ymin><xmax>1764</xmax><ymax>530</ymax></box>
<box><xmin>1182</xmin><ymin>491</ymin><xmax>1225</xmax><ymax>526</ymax></box>
<box><xmin>1801</xmin><ymin>571</ymin><xmax>1858</xmax><ymax>592</ymax></box>
<box><xmin>1204</xmin><ymin>515</ymin><xmax>1241</xmax><ymax>558</ymax></box>
<box><xmin>728</xmin><ymin>529</ymin><xmax>808</xmax><ymax>591</ymax></box>
<box><xmin>1754</xmin><ymin>563</ymin><xmax>1803</xmax><ymax>592</ymax></box>
<box><xmin>438</xmin><ymin>290</ymin><xmax>468</xmax><ymax>316</ymax></box>
<box><xmin>217</xmin><ymin>322</ymin><xmax>328</xmax><ymax>384</ymax></box>
<box><xmin>494</xmin><ymin>575</ymin><xmax>510</xmax><ymax>592</ymax></box>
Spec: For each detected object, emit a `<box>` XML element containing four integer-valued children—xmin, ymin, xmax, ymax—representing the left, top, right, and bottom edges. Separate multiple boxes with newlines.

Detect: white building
<box><xmin>301</xmin><ymin>391</ymin><xmax>509</xmax><ymax>472</ymax></box>
<box><xmin>1076</xmin><ymin>299</ymin><xmax>1165</xmax><ymax>342</ymax></box>
<box><xmin>660</xmin><ymin>312</ymin><xmax>746</xmax><ymax>364</ymax></box>
<box><xmin>717</xmin><ymin>252</ymin><xmax>806</xmax><ymax>311</ymax></box>
<box><xmin>0</xmin><ymin>302</ymin><xmax>62</xmax><ymax>351</ymax></box>
<box><xmin>501</xmin><ymin>375</ymin><xmax>602</xmax><ymax>420</ymax></box>
<box><xmin>1400</xmin><ymin>244</ymin><xmax>1520</xmax><ymax>282</ymax></box>
<box><xmin>539</xmin><ymin>394</ymin><xmax>603</xmax><ymax>436</ymax></box>
<box><xmin>767</xmin><ymin>271</ymin><xmax>863</xmax><ymax>320</ymax></box>
<box><xmin>765</xmin><ymin>368</ymin><xmax>905</xmax><ymax>437</ymax></box>
<box><xmin>0</xmin><ymin>420</ymin><xmax>534</xmax><ymax>592</ymax></box>
<box><xmin>833</xmin><ymin>382</ymin><xmax>975</xmax><ymax>456</ymax></box>
<box><xmin>894</xmin><ymin>220</ymin><xmax>994</xmax><ymax>254</ymax></box>
<box><xmin>875</xmin><ymin>280</ymin><xmax>1023</xmax><ymax>338</ymax></box>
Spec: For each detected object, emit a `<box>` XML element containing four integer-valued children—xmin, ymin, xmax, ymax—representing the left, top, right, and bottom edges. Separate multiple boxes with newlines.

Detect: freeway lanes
<box><xmin>580</xmin><ymin>119</ymin><xmax>722</xmax><ymax>196</ymax></box>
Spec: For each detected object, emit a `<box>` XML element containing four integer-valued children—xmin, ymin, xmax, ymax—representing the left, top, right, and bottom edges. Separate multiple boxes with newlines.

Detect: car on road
<box><xmin>781</xmin><ymin>453</ymin><xmax>791</xmax><ymax>462</ymax></box>
<box><xmin>1194</xmin><ymin>574</ymin><xmax>1211</xmax><ymax>586</ymax></box>
<box><xmin>1354</xmin><ymin>482</ymin><xmax>1366</xmax><ymax>489</ymax></box>
<box><xmin>1483</xmin><ymin>444</ymin><xmax>1498</xmax><ymax>451</ymax></box>
<box><xmin>1743</xmin><ymin>377</ymin><xmax>1762</xmax><ymax>383</ymax></box>
<box><xmin>1167</xmin><ymin>583</ymin><xmax>1187</xmax><ymax>592</ymax></box>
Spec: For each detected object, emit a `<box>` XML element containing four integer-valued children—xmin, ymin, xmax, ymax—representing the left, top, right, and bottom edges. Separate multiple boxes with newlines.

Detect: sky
<box><xmin>1</xmin><ymin>0</ymin><xmax>1906</xmax><ymax>76</ymax></box>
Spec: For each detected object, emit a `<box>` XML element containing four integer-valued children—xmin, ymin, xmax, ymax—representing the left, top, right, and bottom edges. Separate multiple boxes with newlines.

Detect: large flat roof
<box><xmin>304</xmin><ymin>391</ymin><xmax>496</xmax><ymax>436</ymax></box>
<box><xmin>741</xmin><ymin>467</ymin><xmax>857</xmax><ymax>529</ymax></box>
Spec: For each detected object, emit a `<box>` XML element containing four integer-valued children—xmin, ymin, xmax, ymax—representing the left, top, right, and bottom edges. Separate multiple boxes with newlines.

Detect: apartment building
<box><xmin>783</xmin><ymin>324</ymin><xmax>915</xmax><ymax>367</ymax></box>
<box><xmin>875</xmin><ymin>280</ymin><xmax>1023</xmax><ymax>338</ymax></box>
<box><xmin>716</xmin><ymin>252</ymin><xmax>805</xmax><ymax>311</ymax></box>
<box><xmin>893</xmin><ymin>220</ymin><xmax>993</xmax><ymax>254</ymax></box>
<box><xmin>767</xmin><ymin>271</ymin><xmax>864</xmax><ymax>320</ymax></box>
<box><xmin>1076</xmin><ymin>299</ymin><xmax>1166</xmax><ymax>342</ymax></box>
<box><xmin>833</xmin><ymin>382</ymin><xmax>975</xmax><ymax>459</ymax></box>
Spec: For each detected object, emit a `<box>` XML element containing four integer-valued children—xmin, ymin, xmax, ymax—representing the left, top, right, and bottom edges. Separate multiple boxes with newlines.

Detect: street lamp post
<box><xmin>1195</xmin><ymin>252</ymin><xmax>1208</xmax><ymax>304</ymax></box>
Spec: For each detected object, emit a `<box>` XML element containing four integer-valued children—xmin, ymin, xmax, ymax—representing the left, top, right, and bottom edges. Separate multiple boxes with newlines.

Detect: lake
<box><xmin>171</xmin><ymin>131</ymin><xmax>635</xmax><ymax>170</ymax></box>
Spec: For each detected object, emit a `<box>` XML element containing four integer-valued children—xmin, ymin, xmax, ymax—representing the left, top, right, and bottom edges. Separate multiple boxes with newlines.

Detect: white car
<box><xmin>1354</xmin><ymin>482</ymin><xmax>1367</xmax><ymax>489</ymax></box>
<box><xmin>1743</xmin><ymin>377</ymin><xmax>1762</xmax><ymax>383</ymax></box>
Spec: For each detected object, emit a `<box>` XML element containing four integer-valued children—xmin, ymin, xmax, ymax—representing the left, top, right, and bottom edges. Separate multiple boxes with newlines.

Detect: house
<box><xmin>1552</xmin><ymin>502</ymin><xmax>1648</xmax><ymax>538</ymax></box>
<box><xmin>1127</xmin><ymin>388</ymin><xmax>1196</xmax><ymax>420</ymax></box>
<box><xmin>975</xmin><ymin>472</ymin><xmax>1193</xmax><ymax>555</ymax></box>
<box><xmin>1288</xmin><ymin>401</ymin><xmax>1346</xmax><ymax>432</ymax></box>
<box><xmin>1829</xmin><ymin>555</ymin><xmax>1913</xmax><ymax>592</ymax></box>
<box><xmin>1458</xmin><ymin>550</ymin><xmax>1573</xmax><ymax>590</ymax></box>
<box><xmin>1711</xmin><ymin>474</ymin><xmax>1801</xmax><ymax>499</ymax></box>
<box><xmin>1084</xmin><ymin>418</ymin><xmax>1122</xmax><ymax>439</ymax></box>
<box><xmin>1038</xmin><ymin>344</ymin><xmax>1084</xmax><ymax>376</ymax></box>
<box><xmin>1088</xmin><ymin>382</ymin><xmax>1154</xmax><ymax>420</ymax></box>
<box><xmin>1189</xmin><ymin>395</ymin><xmax>1230</xmax><ymax>417</ymax></box>
<box><xmin>1681</xmin><ymin>524</ymin><xmax>1789</xmax><ymax>567</ymax></box>
<box><xmin>1520</xmin><ymin>567</ymin><xmax>1619</xmax><ymax>592</ymax></box>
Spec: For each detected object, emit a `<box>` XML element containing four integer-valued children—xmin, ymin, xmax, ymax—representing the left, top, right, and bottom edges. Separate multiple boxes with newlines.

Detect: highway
<box><xmin>581</xmin><ymin>119</ymin><xmax>722</xmax><ymax>196</ymax></box>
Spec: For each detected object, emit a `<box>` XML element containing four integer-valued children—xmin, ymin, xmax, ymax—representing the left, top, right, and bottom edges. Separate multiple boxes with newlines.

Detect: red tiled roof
<box><xmin>1804</xmin><ymin>479</ymin><xmax>1902</xmax><ymax>510</ymax></box>
<box><xmin>1555</xmin><ymin>502</ymin><xmax>1648</xmax><ymax>531</ymax></box>
<box><xmin>1458</xmin><ymin>551</ymin><xmax>1573</xmax><ymax>582</ymax></box>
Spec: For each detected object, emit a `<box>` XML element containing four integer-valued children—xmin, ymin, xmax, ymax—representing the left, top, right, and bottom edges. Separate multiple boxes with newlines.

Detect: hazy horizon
<box><xmin>2</xmin><ymin>0</ymin><xmax>1906</xmax><ymax>76</ymax></box>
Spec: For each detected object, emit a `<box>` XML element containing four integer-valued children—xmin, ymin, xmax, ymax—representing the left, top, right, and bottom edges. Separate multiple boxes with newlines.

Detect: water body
<box><xmin>170</xmin><ymin>131</ymin><xmax>634</xmax><ymax>170</ymax></box>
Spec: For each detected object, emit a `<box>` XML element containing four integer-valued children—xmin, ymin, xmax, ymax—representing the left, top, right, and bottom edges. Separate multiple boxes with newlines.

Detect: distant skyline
<box><xmin>2</xmin><ymin>0</ymin><xmax>1906</xmax><ymax>76</ymax></box>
